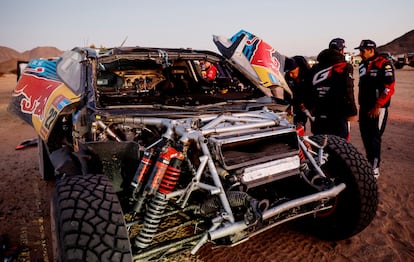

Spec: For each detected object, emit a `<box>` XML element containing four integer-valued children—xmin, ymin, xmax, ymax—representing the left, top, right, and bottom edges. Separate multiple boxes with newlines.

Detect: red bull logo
<box><xmin>12</xmin><ymin>74</ymin><xmax>62</xmax><ymax>120</ymax></box>
<box><xmin>246</xmin><ymin>36</ymin><xmax>281</xmax><ymax>74</ymax></box>
<box><xmin>231</xmin><ymin>30</ymin><xmax>282</xmax><ymax>75</ymax></box>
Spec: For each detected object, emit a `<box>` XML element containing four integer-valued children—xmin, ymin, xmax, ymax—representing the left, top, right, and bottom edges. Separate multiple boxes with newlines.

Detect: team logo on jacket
<box><xmin>385</xmin><ymin>65</ymin><xmax>394</xmax><ymax>76</ymax></box>
<box><xmin>316</xmin><ymin>86</ymin><xmax>331</xmax><ymax>98</ymax></box>
<box><xmin>312</xmin><ymin>66</ymin><xmax>332</xmax><ymax>85</ymax></box>
<box><xmin>358</xmin><ymin>64</ymin><xmax>366</xmax><ymax>77</ymax></box>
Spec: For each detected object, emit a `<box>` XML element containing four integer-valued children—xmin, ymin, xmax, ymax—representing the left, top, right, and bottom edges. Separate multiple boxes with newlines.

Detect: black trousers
<box><xmin>312</xmin><ymin>116</ymin><xmax>349</xmax><ymax>140</ymax></box>
<box><xmin>359</xmin><ymin>107</ymin><xmax>388</xmax><ymax>168</ymax></box>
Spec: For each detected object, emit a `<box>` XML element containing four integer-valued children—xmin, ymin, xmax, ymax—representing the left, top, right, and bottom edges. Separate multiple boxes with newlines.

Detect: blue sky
<box><xmin>1</xmin><ymin>0</ymin><xmax>413</xmax><ymax>56</ymax></box>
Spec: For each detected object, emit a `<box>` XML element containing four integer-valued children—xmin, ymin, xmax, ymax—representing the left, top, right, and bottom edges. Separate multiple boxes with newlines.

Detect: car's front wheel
<box><xmin>302</xmin><ymin>135</ymin><xmax>378</xmax><ymax>240</ymax></box>
<box><xmin>52</xmin><ymin>174</ymin><xmax>132</xmax><ymax>262</ymax></box>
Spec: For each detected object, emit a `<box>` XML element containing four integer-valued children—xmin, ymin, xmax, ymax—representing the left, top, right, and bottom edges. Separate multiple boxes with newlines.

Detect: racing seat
<box><xmin>166</xmin><ymin>66</ymin><xmax>192</xmax><ymax>94</ymax></box>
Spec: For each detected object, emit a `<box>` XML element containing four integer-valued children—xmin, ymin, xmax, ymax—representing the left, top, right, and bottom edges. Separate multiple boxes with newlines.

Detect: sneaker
<box><xmin>373</xmin><ymin>167</ymin><xmax>380</xmax><ymax>179</ymax></box>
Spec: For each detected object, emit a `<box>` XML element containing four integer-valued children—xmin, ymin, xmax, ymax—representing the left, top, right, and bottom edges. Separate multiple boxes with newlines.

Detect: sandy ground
<box><xmin>0</xmin><ymin>67</ymin><xmax>413</xmax><ymax>262</ymax></box>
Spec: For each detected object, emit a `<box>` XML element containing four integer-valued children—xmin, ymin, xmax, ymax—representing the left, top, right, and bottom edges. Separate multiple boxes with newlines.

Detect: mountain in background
<box><xmin>0</xmin><ymin>30</ymin><xmax>413</xmax><ymax>74</ymax></box>
<box><xmin>0</xmin><ymin>46</ymin><xmax>21</xmax><ymax>64</ymax></box>
<box><xmin>0</xmin><ymin>46</ymin><xmax>63</xmax><ymax>74</ymax></box>
<box><xmin>377</xmin><ymin>29</ymin><xmax>414</xmax><ymax>55</ymax></box>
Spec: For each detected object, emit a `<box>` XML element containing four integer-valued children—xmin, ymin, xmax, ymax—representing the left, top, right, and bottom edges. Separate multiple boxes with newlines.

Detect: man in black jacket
<box><xmin>284</xmin><ymin>56</ymin><xmax>313</xmax><ymax>128</ymax></box>
<box><xmin>310</xmin><ymin>38</ymin><xmax>357</xmax><ymax>140</ymax></box>
<box><xmin>355</xmin><ymin>39</ymin><xmax>395</xmax><ymax>178</ymax></box>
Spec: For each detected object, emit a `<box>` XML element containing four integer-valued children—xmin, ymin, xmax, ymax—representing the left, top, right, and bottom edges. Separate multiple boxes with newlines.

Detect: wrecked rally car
<box><xmin>8</xmin><ymin>30</ymin><xmax>378</xmax><ymax>261</ymax></box>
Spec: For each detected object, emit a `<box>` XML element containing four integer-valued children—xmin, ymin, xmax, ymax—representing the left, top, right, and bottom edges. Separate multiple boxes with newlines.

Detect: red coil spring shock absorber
<box><xmin>135</xmin><ymin>145</ymin><xmax>184</xmax><ymax>249</ymax></box>
<box><xmin>298</xmin><ymin>147</ymin><xmax>306</xmax><ymax>161</ymax></box>
<box><xmin>131</xmin><ymin>139</ymin><xmax>167</xmax><ymax>213</ymax></box>
<box><xmin>158</xmin><ymin>161</ymin><xmax>182</xmax><ymax>194</ymax></box>
<box><xmin>131</xmin><ymin>148</ymin><xmax>155</xmax><ymax>199</ymax></box>
<box><xmin>296</xmin><ymin>124</ymin><xmax>305</xmax><ymax>137</ymax></box>
<box><xmin>145</xmin><ymin>145</ymin><xmax>184</xmax><ymax>196</ymax></box>
<box><xmin>296</xmin><ymin>124</ymin><xmax>307</xmax><ymax>161</ymax></box>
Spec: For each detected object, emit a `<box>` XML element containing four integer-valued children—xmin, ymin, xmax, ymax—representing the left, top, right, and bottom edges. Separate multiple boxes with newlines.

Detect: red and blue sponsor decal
<box><xmin>230</xmin><ymin>30</ymin><xmax>283</xmax><ymax>76</ymax></box>
<box><xmin>12</xmin><ymin>58</ymin><xmax>66</xmax><ymax>121</ymax></box>
<box><xmin>12</xmin><ymin>74</ymin><xmax>62</xmax><ymax>120</ymax></box>
<box><xmin>26</xmin><ymin>58</ymin><xmax>60</xmax><ymax>81</ymax></box>
<box><xmin>53</xmin><ymin>94</ymin><xmax>71</xmax><ymax>110</ymax></box>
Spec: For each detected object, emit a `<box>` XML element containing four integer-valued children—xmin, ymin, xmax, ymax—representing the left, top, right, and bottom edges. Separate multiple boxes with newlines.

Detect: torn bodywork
<box><xmin>8</xmin><ymin>30</ymin><xmax>378</xmax><ymax>261</ymax></box>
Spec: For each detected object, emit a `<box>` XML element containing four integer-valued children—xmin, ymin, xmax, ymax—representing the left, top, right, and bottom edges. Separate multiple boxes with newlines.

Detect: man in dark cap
<box><xmin>329</xmin><ymin>38</ymin><xmax>346</xmax><ymax>52</ymax></box>
<box><xmin>355</xmin><ymin>39</ymin><xmax>395</xmax><ymax>179</ymax></box>
<box><xmin>309</xmin><ymin>38</ymin><xmax>357</xmax><ymax>140</ymax></box>
<box><xmin>284</xmin><ymin>56</ymin><xmax>313</xmax><ymax>128</ymax></box>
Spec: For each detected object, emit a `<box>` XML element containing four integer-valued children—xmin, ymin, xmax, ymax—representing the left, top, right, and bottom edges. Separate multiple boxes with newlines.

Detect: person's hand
<box><xmin>368</xmin><ymin>106</ymin><xmax>380</xmax><ymax>118</ymax></box>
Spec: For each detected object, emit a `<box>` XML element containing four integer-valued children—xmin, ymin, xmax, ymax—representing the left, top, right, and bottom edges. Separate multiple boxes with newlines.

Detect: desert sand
<box><xmin>0</xmin><ymin>67</ymin><xmax>413</xmax><ymax>262</ymax></box>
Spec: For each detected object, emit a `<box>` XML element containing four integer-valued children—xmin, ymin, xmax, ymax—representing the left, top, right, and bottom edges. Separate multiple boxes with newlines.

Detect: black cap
<box><xmin>355</xmin><ymin>39</ymin><xmax>376</xmax><ymax>50</ymax></box>
<box><xmin>284</xmin><ymin>57</ymin><xmax>298</xmax><ymax>72</ymax></box>
<box><xmin>329</xmin><ymin>38</ymin><xmax>346</xmax><ymax>50</ymax></box>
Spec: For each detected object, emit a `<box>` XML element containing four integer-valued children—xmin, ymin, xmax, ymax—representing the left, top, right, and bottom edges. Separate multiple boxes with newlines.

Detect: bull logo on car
<box><xmin>232</xmin><ymin>30</ymin><xmax>281</xmax><ymax>74</ymax></box>
<box><xmin>246</xmin><ymin>37</ymin><xmax>281</xmax><ymax>73</ymax></box>
<box><xmin>12</xmin><ymin>74</ymin><xmax>61</xmax><ymax>120</ymax></box>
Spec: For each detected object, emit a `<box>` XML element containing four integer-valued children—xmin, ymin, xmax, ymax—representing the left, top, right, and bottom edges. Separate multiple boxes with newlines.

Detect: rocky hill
<box><xmin>0</xmin><ymin>46</ymin><xmax>63</xmax><ymax>74</ymax></box>
<box><xmin>0</xmin><ymin>46</ymin><xmax>21</xmax><ymax>64</ymax></box>
<box><xmin>377</xmin><ymin>29</ymin><xmax>414</xmax><ymax>55</ymax></box>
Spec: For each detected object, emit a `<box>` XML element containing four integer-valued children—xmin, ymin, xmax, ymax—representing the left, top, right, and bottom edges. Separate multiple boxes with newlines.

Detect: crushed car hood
<box><xmin>213</xmin><ymin>30</ymin><xmax>292</xmax><ymax>97</ymax></box>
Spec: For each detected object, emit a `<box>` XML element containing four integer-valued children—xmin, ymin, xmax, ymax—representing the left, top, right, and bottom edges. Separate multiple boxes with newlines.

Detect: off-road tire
<box><xmin>52</xmin><ymin>174</ymin><xmax>132</xmax><ymax>262</ymax></box>
<box><xmin>303</xmin><ymin>135</ymin><xmax>378</xmax><ymax>240</ymax></box>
